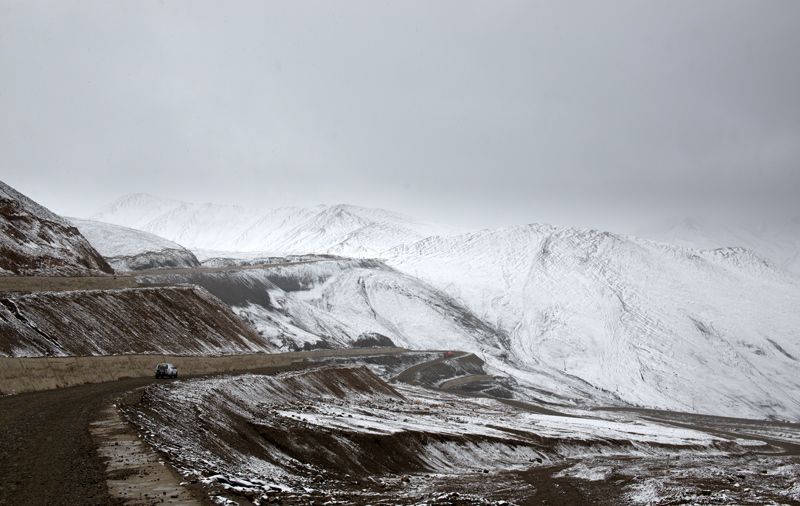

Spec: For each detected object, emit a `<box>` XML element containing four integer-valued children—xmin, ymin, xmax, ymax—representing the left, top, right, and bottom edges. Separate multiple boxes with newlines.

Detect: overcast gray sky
<box><xmin>2</xmin><ymin>1</ymin><xmax>799</xmax><ymax>233</ymax></box>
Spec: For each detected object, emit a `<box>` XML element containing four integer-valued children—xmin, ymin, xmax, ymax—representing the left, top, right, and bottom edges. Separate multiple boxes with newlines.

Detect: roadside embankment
<box><xmin>0</xmin><ymin>285</ymin><xmax>272</xmax><ymax>357</ymax></box>
<box><xmin>0</xmin><ymin>347</ymin><xmax>406</xmax><ymax>395</ymax></box>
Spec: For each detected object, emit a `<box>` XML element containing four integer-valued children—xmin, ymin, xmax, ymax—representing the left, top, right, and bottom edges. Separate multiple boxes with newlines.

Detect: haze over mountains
<box><xmin>640</xmin><ymin>216</ymin><xmax>800</xmax><ymax>275</ymax></box>
<box><xmin>84</xmin><ymin>192</ymin><xmax>800</xmax><ymax>422</ymax></box>
<box><xmin>91</xmin><ymin>193</ymin><xmax>465</xmax><ymax>258</ymax></box>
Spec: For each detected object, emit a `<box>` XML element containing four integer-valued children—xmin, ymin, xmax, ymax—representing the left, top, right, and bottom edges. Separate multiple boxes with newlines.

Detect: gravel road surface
<box><xmin>0</xmin><ymin>377</ymin><xmax>155</xmax><ymax>506</ymax></box>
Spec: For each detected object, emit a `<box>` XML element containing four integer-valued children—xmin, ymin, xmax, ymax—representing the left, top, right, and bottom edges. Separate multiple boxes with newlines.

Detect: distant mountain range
<box><xmin>90</xmin><ymin>193</ymin><xmax>465</xmax><ymax>257</ymax></box>
<box><xmin>6</xmin><ymin>182</ymin><xmax>796</xmax><ymax>420</ymax></box>
<box><xmin>638</xmin><ymin>216</ymin><xmax>800</xmax><ymax>275</ymax></box>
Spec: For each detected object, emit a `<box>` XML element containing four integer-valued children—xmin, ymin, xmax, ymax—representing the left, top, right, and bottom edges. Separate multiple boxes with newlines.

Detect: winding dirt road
<box><xmin>0</xmin><ymin>376</ymin><xmax>155</xmax><ymax>506</ymax></box>
<box><xmin>4</xmin><ymin>350</ymin><xmax>799</xmax><ymax>506</ymax></box>
<box><xmin>0</xmin><ymin>362</ymin><xmax>312</xmax><ymax>506</ymax></box>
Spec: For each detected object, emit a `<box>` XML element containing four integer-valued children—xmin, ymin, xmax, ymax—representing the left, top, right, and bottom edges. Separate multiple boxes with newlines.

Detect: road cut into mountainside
<box><xmin>3</xmin><ymin>348</ymin><xmax>800</xmax><ymax>506</ymax></box>
<box><xmin>0</xmin><ymin>275</ymin><xmax>138</xmax><ymax>292</ymax></box>
<box><xmin>0</xmin><ymin>259</ymin><xmax>332</xmax><ymax>293</ymax></box>
<box><xmin>0</xmin><ymin>350</ymin><xmax>411</xmax><ymax>506</ymax></box>
<box><xmin>0</xmin><ymin>347</ymin><xmax>407</xmax><ymax>395</ymax></box>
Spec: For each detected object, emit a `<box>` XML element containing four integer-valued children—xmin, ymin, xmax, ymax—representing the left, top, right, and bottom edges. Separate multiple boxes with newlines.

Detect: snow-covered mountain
<box><xmin>0</xmin><ymin>180</ymin><xmax>113</xmax><ymax>276</ymax></box>
<box><xmin>70</xmin><ymin>218</ymin><xmax>200</xmax><ymax>271</ymax></box>
<box><xmin>135</xmin><ymin>259</ymin><xmax>505</xmax><ymax>352</ymax></box>
<box><xmin>87</xmin><ymin>192</ymin><xmax>800</xmax><ymax>420</ymax></box>
<box><xmin>90</xmin><ymin>193</ymin><xmax>466</xmax><ymax>257</ymax></box>
<box><xmin>134</xmin><ymin>258</ymin><xmax>616</xmax><ymax>406</ymax></box>
<box><xmin>384</xmin><ymin>224</ymin><xmax>800</xmax><ymax>421</ymax></box>
<box><xmin>638</xmin><ymin>216</ymin><xmax>800</xmax><ymax>275</ymax></box>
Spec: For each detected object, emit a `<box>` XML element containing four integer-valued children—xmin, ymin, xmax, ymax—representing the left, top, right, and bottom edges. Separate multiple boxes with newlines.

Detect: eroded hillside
<box><xmin>0</xmin><ymin>285</ymin><xmax>273</xmax><ymax>357</ymax></box>
<box><xmin>0</xmin><ymin>181</ymin><xmax>113</xmax><ymax>276</ymax></box>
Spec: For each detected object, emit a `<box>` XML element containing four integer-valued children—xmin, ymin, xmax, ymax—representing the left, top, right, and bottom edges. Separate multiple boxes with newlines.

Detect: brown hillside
<box><xmin>0</xmin><ymin>285</ymin><xmax>274</xmax><ymax>357</ymax></box>
<box><xmin>0</xmin><ymin>180</ymin><xmax>113</xmax><ymax>276</ymax></box>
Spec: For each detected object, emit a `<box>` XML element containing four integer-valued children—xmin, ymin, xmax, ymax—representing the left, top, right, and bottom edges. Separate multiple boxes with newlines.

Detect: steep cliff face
<box><xmin>0</xmin><ymin>181</ymin><xmax>113</xmax><ymax>276</ymax></box>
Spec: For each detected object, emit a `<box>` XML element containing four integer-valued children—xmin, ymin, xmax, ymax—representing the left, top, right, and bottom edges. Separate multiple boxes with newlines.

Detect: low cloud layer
<box><xmin>2</xmin><ymin>1</ymin><xmax>798</xmax><ymax>232</ymax></box>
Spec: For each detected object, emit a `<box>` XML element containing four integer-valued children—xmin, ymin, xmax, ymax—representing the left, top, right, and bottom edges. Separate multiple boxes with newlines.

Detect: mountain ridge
<box><xmin>90</xmin><ymin>193</ymin><xmax>467</xmax><ymax>257</ymax></box>
<box><xmin>78</xmin><ymin>191</ymin><xmax>800</xmax><ymax>420</ymax></box>
<box><xmin>638</xmin><ymin>215</ymin><xmax>800</xmax><ymax>274</ymax></box>
<box><xmin>384</xmin><ymin>223</ymin><xmax>800</xmax><ymax>420</ymax></box>
<box><xmin>0</xmin><ymin>180</ymin><xmax>113</xmax><ymax>276</ymax></box>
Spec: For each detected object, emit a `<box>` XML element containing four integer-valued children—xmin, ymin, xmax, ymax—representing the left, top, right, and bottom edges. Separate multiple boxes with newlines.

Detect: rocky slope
<box><xmin>0</xmin><ymin>180</ymin><xmax>113</xmax><ymax>276</ymax></box>
<box><xmin>135</xmin><ymin>259</ymin><xmax>507</xmax><ymax>354</ymax></box>
<box><xmin>0</xmin><ymin>285</ymin><xmax>273</xmax><ymax>357</ymax></box>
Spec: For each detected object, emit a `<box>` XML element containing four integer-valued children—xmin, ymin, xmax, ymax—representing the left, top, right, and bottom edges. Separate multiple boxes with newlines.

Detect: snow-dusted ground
<box><xmin>0</xmin><ymin>285</ymin><xmax>273</xmax><ymax>357</ymax></box>
<box><xmin>123</xmin><ymin>364</ymin><xmax>800</xmax><ymax>506</ymax></box>
<box><xmin>70</xmin><ymin>217</ymin><xmax>200</xmax><ymax>271</ymax></box>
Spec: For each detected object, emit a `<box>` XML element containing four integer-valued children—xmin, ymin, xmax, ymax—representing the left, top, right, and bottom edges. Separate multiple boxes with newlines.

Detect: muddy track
<box><xmin>0</xmin><ymin>260</ymin><xmax>332</xmax><ymax>293</ymax></box>
<box><xmin>5</xmin><ymin>349</ymin><xmax>799</xmax><ymax>506</ymax></box>
<box><xmin>0</xmin><ymin>350</ymin><xmax>469</xmax><ymax>506</ymax></box>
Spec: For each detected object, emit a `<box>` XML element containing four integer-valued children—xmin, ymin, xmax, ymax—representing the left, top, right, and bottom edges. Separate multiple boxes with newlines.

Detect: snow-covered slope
<box><xmin>135</xmin><ymin>259</ymin><xmax>622</xmax><ymax>406</ymax></box>
<box><xmin>135</xmin><ymin>260</ymin><xmax>505</xmax><ymax>353</ymax></box>
<box><xmin>88</xmin><ymin>192</ymin><xmax>800</xmax><ymax>420</ymax></box>
<box><xmin>0</xmin><ymin>180</ymin><xmax>113</xmax><ymax>276</ymax></box>
<box><xmin>384</xmin><ymin>224</ymin><xmax>800</xmax><ymax>421</ymax></box>
<box><xmin>90</xmin><ymin>194</ymin><xmax>466</xmax><ymax>257</ymax></box>
<box><xmin>638</xmin><ymin>216</ymin><xmax>800</xmax><ymax>275</ymax></box>
<box><xmin>70</xmin><ymin>218</ymin><xmax>200</xmax><ymax>271</ymax></box>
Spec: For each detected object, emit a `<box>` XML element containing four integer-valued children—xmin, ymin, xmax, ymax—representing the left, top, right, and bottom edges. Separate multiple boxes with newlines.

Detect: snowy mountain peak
<box><xmin>89</xmin><ymin>194</ymin><xmax>468</xmax><ymax>257</ymax></box>
<box><xmin>91</xmin><ymin>193</ymin><xmax>187</xmax><ymax>229</ymax></box>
